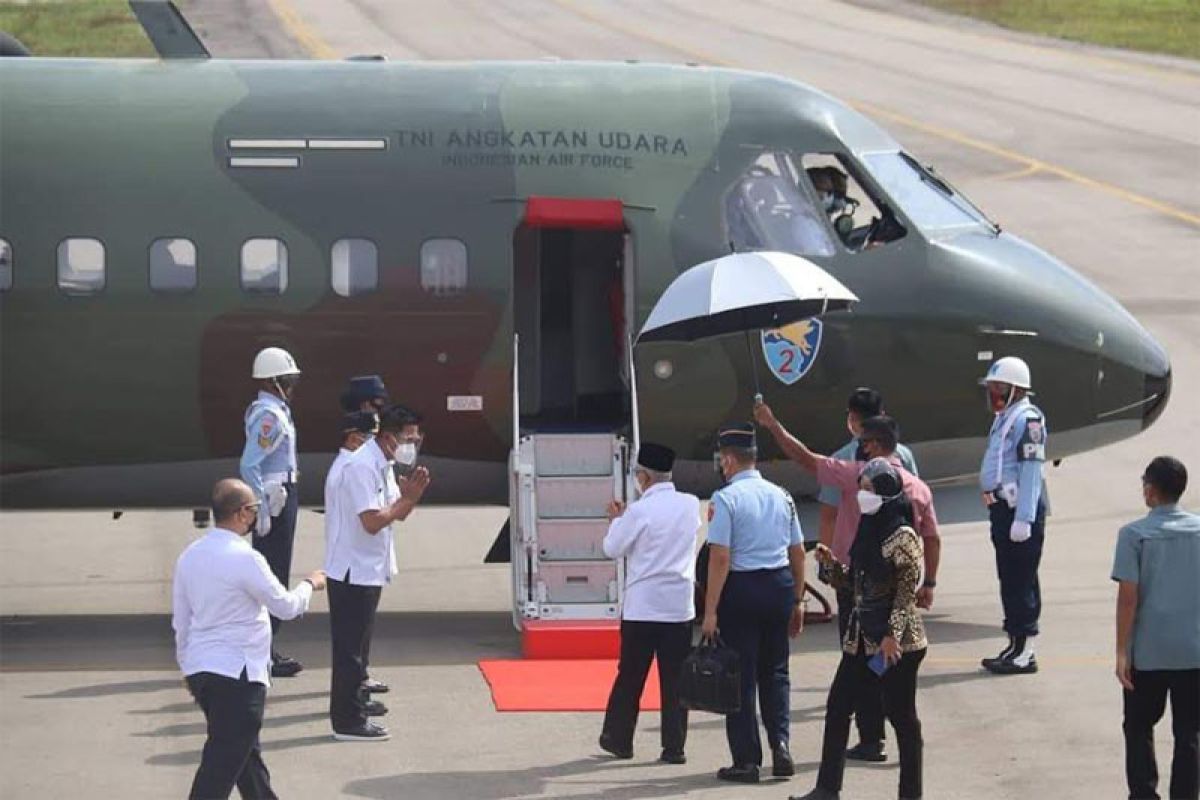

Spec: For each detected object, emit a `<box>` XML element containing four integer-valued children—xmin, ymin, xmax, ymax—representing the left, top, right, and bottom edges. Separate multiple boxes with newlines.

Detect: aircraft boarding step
<box><xmin>509</xmin><ymin>431</ymin><xmax>632</xmax><ymax>629</ymax></box>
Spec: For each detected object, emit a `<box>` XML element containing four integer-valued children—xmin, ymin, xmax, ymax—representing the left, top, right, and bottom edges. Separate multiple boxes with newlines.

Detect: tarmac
<box><xmin>2</xmin><ymin>1</ymin><xmax>1198</xmax><ymax>798</ymax></box>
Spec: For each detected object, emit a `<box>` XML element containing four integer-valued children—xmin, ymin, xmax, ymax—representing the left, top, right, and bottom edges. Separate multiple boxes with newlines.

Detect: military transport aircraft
<box><xmin>0</xmin><ymin>1</ymin><xmax>1171</xmax><ymax>524</ymax></box>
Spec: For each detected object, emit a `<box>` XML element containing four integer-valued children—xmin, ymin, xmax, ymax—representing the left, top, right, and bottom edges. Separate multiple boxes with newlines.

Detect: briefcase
<box><xmin>678</xmin><ymin>636</ymin><xmax>741</xmax><ymax>715</ymax></box>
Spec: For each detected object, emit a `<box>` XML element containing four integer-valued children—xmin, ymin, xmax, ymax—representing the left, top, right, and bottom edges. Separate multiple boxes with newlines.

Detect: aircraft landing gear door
<box><xmin>509</xmin><ymin>197</ymin><xmax>638</xmax><ymax>629</ymax></box>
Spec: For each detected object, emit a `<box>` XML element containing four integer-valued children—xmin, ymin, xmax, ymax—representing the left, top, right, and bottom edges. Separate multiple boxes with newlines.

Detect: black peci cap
<box><xmin>340</xmin><ymin>375</ymin><xmax>389</xmax><ymax>412</ymax></box>
<box><xmin>340</xmin><ymin>411</ymin><xmax>379</xmax><ymax>436</ymax></box>
<box><xmin>637</xmin><ymin>442</ymin><xmax>675</xmax><ymax>472</ymax></box>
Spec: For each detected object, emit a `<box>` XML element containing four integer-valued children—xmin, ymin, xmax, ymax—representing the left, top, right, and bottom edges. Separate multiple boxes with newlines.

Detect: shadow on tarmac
<box><xmin>341</xmin><ymin>755</ymin><xmax>794</xmax><ymax>800</ymax></box>
<box><xmin>145</xmin><ymin>734</ymin><xmax>339</xmax><ymax>767</ymax></box>
<box><xmin>2</xmin><ymin>611</ymin><xmax>519</xmax><ymax>672</ymax></box>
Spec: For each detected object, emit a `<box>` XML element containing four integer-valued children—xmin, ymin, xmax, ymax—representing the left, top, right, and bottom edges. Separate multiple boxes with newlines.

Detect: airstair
<box><xmin>508</xmin><ymin>336</ymin><xmax>639</xmax><ymax>657</ymax></box>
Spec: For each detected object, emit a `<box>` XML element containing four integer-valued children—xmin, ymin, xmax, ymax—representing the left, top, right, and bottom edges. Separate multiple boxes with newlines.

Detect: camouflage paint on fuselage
<box><xmin>0</xmin><ymin>58</ymin><xmax>1170</xmax><ymax>507</ymax></box>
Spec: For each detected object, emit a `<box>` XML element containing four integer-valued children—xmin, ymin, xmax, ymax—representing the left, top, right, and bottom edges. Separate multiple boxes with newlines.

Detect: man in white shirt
<box><xmin>327</xmin><ymin>405</ymin><xmax>430</xmax><ymax>742</ymax></box>
<box><xmin>599</xmin><ymin>443</ymin><xmax>701</xmax><ymax>764</ymax></box>
<box><xmin>325</xmin><ymin>410</ymin><xmax>389</xmax><ymax>702</ymax></box>
<box><xmin>172</xmin><ymin>478</ymin><xmax>326</xmax><ymax>800</ymax></box>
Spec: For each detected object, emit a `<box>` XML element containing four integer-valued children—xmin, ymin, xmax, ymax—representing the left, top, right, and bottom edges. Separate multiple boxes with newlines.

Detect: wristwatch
<box><xmin>922</xmin><ymin>579</ymin><xmax>937</xmax><ymax>588</ymax></box>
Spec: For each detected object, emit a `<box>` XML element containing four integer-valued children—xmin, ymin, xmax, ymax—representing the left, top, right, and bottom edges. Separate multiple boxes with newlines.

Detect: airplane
<box><xmin>0</xmin><ymin>2</ymin><xmax>1171</xmax><ymax>535</ymax></box>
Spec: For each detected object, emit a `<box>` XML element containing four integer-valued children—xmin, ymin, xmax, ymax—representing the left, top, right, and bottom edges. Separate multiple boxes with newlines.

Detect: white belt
<box><xmin>264</xmin><ymin>470</ymin><xmax>299</xmax><ymax>484</ymax></box>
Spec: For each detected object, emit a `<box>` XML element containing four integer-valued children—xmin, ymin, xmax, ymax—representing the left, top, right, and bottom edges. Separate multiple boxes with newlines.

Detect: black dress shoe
<box><xmin>659</xmin><ymin>749</ymin><xmax>686</xmax><ymax>764</ymax></box>
<box><xmin>598</xmin><ymin>734</ymin><xmax>633</xmax><ymax>759</ymax></box>
<box><xmin>987</xmin><ymin>654</ymin><xmax>1038</xmax><ymax>675</ymax></box>
<box><xmin>362</xmin><ymin>678</ymin><xmax>389</xmax><ymax>694</ymax></box>
<box><xmin>772</xmin><ymin>744</ymin><xmax>795</xmax><ymax>777</ymax></box>
<box><xmin>332</xmin><ymin>722</ymin><xmax>390</xmax><ymax>742</ymax></box>
<box><xmin>845</xmin><ymin>741</ymin><xmax>887</xmax><ymax>762</ymax></box>
<box><xmin>363</xmin><ymin>699</ymin><xmax>388</xmax><ymax>717</ymax></box>
<box><xmin>716</xmin><ymin>765</ymin><xmax>760</xmax><ymax>783</ymax></box>
<box><xmin>270</xmin><ymin>654</ymin><xmax>303</xmax><ymax>678</ymax></box>
<box><xmin>788</xmin><ymin>787</ymin><xmax>840</xmax><ymax>800</ymax></box>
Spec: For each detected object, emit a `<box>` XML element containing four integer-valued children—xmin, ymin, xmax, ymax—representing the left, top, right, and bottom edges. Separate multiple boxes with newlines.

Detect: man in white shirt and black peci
<box><xmin>326</xmin><ymin>404</ymin><xmax>430</xmax><ymax>742</ymax></box>
<box><xmin>172</xmin><ymin>478</ymin><xmax>327</xmax><ymax>800</ymax></box>
<box><xmin>599</xmin><ymin>442</ymin><xmax>701</xmax><ymax>764</ymax></box>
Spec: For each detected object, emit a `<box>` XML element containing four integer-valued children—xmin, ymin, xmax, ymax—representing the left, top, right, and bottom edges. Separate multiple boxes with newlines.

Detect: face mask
<box><xmin>394</xmin><ymin>442</ymin><xmax>417</xmax><ymax>466</ymax></box>
<box><xmin>854</xmin><ymin>442</ymin><xmax>869</xmax><ymax>462</ymax></box>
<box><xmin>857</xmin><ymin>490</ymin><xmax>884</xmax><ymax>516</ymax></box>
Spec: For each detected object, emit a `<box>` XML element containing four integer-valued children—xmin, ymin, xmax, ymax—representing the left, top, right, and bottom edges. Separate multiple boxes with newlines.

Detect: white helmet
<box><xmin>252</xmin><ymin>347</ymin><xmax>301</xmax><ymax>380</ymax></box>
<box><xmin>983</xmin><ymin>356</ymin><xmax>1031</xmax><ymax>389</ymax></box>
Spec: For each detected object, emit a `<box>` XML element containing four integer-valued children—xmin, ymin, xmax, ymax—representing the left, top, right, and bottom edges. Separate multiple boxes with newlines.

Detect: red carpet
<box><xmin>477</xmin><ymin>659</ymin><xmax>661</xmax><ymax>712</ymax></box>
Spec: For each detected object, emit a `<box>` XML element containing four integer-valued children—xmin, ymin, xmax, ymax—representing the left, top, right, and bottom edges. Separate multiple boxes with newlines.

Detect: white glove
<box><xmin>255</xmin><ymin>506</ymin><xmax>271</xmax><ymax>537</ymax></box>
<box><xmin>1010</xmin><ymin>520</ymin><xmax>1032</xmax><ymax>543</ymax></box>
<box><xmin>265</xmin><ymin>481</ymin><xmax>287</xmax><ymax>518</ymax></box>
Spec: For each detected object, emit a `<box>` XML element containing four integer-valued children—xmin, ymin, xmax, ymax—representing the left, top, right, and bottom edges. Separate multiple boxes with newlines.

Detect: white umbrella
<box><xmin>638</xmin><ymin>251</ymin><xmax>858</xmax><ymax>343</ymax></box>
<box><xmin>637</xmin><ymin>250</ymin><xmax>859</xmax><ymax>394</ymax></box>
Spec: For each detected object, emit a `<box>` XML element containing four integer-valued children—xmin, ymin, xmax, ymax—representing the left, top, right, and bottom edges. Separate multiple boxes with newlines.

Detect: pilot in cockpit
<box><xmin>806</xmin><ymin>165</ymin><xmax>906</xmax><ymax>251</ymax></box>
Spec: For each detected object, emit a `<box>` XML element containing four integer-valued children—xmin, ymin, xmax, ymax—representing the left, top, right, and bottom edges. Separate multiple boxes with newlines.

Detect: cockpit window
<box><xmin>860</xmin><ymin>151</ymin><xmax>992</xmax><ymax>232</ymax></box>
<box><xmin>725</xmin><ymin>153</ymin><xmax>837</xmax><ymax>257</ymax></box>
<box><xmin>801</xmin><ymin>154</ymin><xmax>907</xmax><ymax>252</ymax></box>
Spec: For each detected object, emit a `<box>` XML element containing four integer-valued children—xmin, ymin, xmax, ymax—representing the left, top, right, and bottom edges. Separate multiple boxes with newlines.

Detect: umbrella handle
<box><xmin>744</xmin><ymin>329</ymin><xmax>762</xmax><ymax>400</ymax></box>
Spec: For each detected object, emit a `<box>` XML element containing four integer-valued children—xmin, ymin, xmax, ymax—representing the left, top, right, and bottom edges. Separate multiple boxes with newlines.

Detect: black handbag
<box><xmin>678</xmin><ymin>635</ymin><xmax>741</xmax><ymax>715</ymax></box>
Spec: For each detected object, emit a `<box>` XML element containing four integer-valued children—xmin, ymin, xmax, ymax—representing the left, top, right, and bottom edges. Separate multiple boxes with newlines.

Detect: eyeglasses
<box><xmin>241</xmin><ymin>502</ymin><xmax>262</xmax><ymax>512</ymax></box>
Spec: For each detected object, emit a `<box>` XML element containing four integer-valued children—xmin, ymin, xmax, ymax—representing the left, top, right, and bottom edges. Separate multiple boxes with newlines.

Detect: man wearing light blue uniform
<box><xmin>240</xmin><ymin>346</ymin><xmax>303</xmax><ymax>678</ymax></box>
<box><xmin>979</xmin><ymin>356</ymin><xmax>1048</xmax><ymax>675</ymax></box>
<box><xmin>701</xmin><ymin>423</ymin><xmax>806</xmax><ymax>785</ymax></box>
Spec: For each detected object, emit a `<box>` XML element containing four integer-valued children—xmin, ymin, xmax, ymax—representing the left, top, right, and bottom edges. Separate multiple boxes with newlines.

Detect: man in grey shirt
<box><xmin>1112</xmin><ymin>456</ymin><xmax>1199</xmax><ymax>800</ymax></box>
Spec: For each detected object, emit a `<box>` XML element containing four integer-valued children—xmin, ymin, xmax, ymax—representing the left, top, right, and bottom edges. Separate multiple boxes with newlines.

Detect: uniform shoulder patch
<box><xmin>1017</xmin><ymin>417</ymin><xmax>1046</xmax><ymax>462</ymax></box>
<box><xmin>255</xmin><ymin>412</ymin><xmax>283</xmax><ymax>449</ymax></box>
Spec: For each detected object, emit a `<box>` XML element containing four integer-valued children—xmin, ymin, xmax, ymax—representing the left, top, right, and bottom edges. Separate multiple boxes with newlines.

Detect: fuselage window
<box><xmin>241</xmin><ymin>238</ymin><xmax>288</xmax><ymax>294</ymax></box>
<box><xmin>0</xmin><ymin>239</ymin><xmax>10</xmax><ymax>291</ymax></box>
<box><xmin>150</xmin><ymin>238</ymin><xmax>197</xmax><ymax>293</ymax></box>
<box><xmin>420</xmin><ymin>238</ymin><xmax>467</xmax><ymax>295</ymax></box>
<box><xmin>725</xmin><ymin>152</ymin><xmax>836</xmax><ymax>257</ymax></box>
<box><xmin>801</xmin><ymin>153</ymin><xmax>907</xmax><ymax>252</ymax></box>
<box><xmin>57</xmin><ymin>238</ymin><xmax>105</xmax><ymax>295</ymax></box>
<box><xmin>331</xmin><ymin>238</ymin><xmax>378</xmax><ymax>297</ymax></box>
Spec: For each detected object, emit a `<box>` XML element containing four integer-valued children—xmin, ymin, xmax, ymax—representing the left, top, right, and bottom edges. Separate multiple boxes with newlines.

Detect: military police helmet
<box><xmin>252</xmin><ymin>347</ymin><xmax>301</xmax><ymax>380</ymax></box>
<box><xmin>983</xmin><ymin>356</ymin><xmax>1031</xmax><ymax>389</ymax></box>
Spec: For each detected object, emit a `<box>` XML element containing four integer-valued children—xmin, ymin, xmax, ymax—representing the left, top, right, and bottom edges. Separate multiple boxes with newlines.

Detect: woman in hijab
<box><xmin>792</xmin><ymin>458</ymin><xmax>928</xmax><ymax>800</ymax></box>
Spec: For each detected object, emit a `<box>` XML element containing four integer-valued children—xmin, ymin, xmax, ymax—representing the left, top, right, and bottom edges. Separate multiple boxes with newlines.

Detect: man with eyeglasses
<box><xmin>1112</xmin><ymin>457</ymin><xmax>1200</xmax><ymax>800</ymax></box>
<box><xmin>172</xmin><ymin>478</ymin><xmax>326</xmax><ymax>800</ymax></box>
<box><xmin>240</xmin><ymin>346</ymin><xmax>305</xmax><ymax>678</ymax></box>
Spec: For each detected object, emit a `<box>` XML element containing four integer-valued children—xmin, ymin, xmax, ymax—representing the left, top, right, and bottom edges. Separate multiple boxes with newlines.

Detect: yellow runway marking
<box><xmin>984</xmin><ymin>164</ymin><xmax>1043</xmax><ymax>182</ymax></box>
<box><xmin>265</xmin><ymin>0</ymin><xmax>338</xmax><ymax>60</ymax></box>
<box><xmin>551</xmin><ymin>0</ymin><xmax>1200</xmax><ymax>229</ymax></box>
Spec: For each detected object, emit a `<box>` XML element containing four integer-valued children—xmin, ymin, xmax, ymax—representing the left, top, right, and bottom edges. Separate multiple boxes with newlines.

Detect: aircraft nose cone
<box><xmin>1142</xmin><ymin>366</ymin><xmax>1171</xmax><ymax>430</ymax></box>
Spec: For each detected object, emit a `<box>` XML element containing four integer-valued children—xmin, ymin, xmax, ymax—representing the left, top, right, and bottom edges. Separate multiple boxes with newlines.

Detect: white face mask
<box><xmin>393</xmin><ymin>442</ymin><xmax>417</xmax><ymax>466</ymax></box>
<box><xmin>857</xmin><ymin>490</ymin><xmax>884</xmax><ymax>516</ymax></box>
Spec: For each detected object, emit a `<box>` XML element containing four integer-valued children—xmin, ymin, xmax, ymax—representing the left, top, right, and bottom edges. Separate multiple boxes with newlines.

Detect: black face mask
<box><xmin>854</xmin><ymin>443</ymin><xmax>869</xmax><ymax>462</ymax></box>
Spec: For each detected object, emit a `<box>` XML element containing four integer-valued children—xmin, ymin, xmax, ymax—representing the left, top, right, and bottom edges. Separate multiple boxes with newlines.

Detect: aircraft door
<box><xmin>512</xmin><ymin>197</ymin><xmax>630</xmax><ymax>430</ymax></box>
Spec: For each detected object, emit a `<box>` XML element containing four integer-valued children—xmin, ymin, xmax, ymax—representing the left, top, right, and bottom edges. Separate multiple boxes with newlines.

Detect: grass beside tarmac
<box><xmin>0</xmin><ymin>0</ymin><xmax>155</xmax><ymax>57</ymax></box>
<box><xmin>915</xmin><ymin>0</ymin><xmax>1200</xmax><ymax>60</ymax></box>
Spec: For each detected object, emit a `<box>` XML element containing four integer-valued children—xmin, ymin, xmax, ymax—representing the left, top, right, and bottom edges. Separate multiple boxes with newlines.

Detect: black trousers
<box><xmin>328</xmin><ymin>573</ymin><xmax>382</xmax><ymax>730</ymax></box>
<box><xmin>836</xmin><ymin>585</ymin><xmax>886</xmax><ymax>747</ymax></box>
<box><xmin>1124</xmin><ymin>668</ymin><xmax>1200</xmax><ymax>800</ymax></box>
<box><xmin>988</xmin><ymin>500</ymin><xmax>1045</xmax><ymax>637</ymax></box>
<box><xmin>251</xmin><ymin>482</ymin><xmax>299</xmax><ymax>640</ymax></box>
<box><xmin>601</xmin><ymin>620</ymin><xmax>692</xmax><ymax>753</ymax></box>
<box><xmin>718</xmin><ymin>567</ymin><xmax>795</xmax><ymax>767</ymax></box>
<box><xmin>817</xmin><ymin>647</ymin><xmax>925</xmax><ymax>798</ymax></box>
<box><xmin>185</xmin><ymin>671</ymin><xmax>277</xmax><ymax>800</ymax></box>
